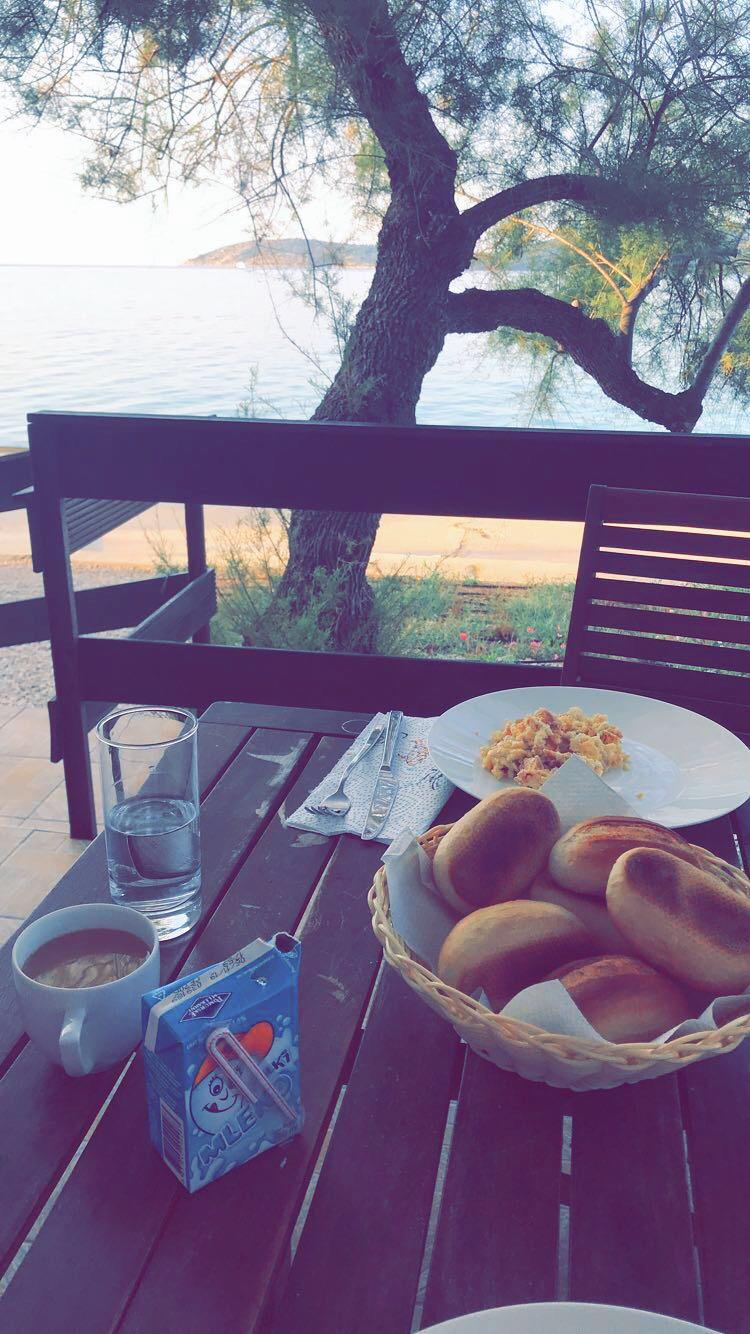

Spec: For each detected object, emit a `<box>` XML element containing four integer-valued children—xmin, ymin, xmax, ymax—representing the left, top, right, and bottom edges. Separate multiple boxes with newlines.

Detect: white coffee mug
<box><xmin>12</xmin><ymin>903</ymin><xmax>160</xmax><ymax>1076</ymax></box>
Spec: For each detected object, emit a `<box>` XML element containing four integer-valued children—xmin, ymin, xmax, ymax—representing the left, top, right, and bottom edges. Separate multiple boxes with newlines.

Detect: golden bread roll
<box><xmin>436</xmin><ymin>900</ymin><xmax>595</xmax><ymax>1011</ymax></box>
<box><xmin>529</xmin><ymin>869</ymin><xmax>639</xmax><ymax>957</ymax></box>
<box><xmin>548</xmin><ymin>817</ymin><xmax>703</xmax><ymax>898</ymax></box>
<box><xmin>417</xmin><ymin>824</ymin><xmax>453</xmax><ymax>863</ymax></box>
<box><xmin>543</xmin><ymin>955</ymin><xmax>694</xmax><ymax>1042</ymax></box>
<box><xmin>432</xmin><ymin>788</ymin><xmax>560</xmax><ymax>913</ymax></box>
<box><xmin>607</xmin><ymin>848</ymin><xmax>750</xmax><ymax>994</ymax></box>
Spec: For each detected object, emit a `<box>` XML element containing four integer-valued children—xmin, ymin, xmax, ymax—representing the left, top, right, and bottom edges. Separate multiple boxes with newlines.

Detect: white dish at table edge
<box><xmin>428</xmin><ymin>686</ymin><xmax>750</xmax><ymax>828</ymax></box>
<box><xmin>420</xmin><ymin>1301</ymin><xmax>716</xmax><ymax>1333</ymax></box>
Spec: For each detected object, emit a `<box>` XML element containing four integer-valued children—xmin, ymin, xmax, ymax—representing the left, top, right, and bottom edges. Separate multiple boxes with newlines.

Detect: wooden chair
<box><xmin>562</xmin><ymin>485</ymin><xmax>750</xmax><ymax>734</ymax></box>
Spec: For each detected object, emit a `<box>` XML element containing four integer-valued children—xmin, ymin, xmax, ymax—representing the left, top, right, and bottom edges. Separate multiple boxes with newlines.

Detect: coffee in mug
<box><xmin>22</xmin><ymin>928</ymin><xmax>149</xmax><ymax>989</ymax></box>
<box><xmin>12</xmin><ymin>903</ymin><xmax>160</xmax><ymax>1076</ymax></box>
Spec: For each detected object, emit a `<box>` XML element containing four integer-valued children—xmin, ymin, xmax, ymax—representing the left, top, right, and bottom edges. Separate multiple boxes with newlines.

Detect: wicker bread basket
<box><xmin>368</xmin><ymin>844</ymin><xmax>750</xmax><ymax>1091</ymax></box>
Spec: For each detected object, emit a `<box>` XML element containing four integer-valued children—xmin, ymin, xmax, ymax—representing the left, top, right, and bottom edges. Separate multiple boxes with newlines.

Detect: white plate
<box><xmin>420</xmin><ymin>1302</ymin><xmax>715</xmax><ymax>1333</ymax></box>
<box><xmin>428</xmin><ymin>686</ymin><xmax>750</xmax><ymax>828</ymax></box>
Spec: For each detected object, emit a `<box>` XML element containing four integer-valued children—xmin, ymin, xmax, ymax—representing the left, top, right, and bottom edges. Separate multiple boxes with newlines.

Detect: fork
<box><xmin>304</xmin><ymin>720</ymin><xmax>387</xmax><ymax>818</ymax></box>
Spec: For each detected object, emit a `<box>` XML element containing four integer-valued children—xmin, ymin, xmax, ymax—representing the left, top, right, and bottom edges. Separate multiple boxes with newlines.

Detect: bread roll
<box><xmin>529</xmin><ymin>869</ymin><xmax>639</xmax><ymax>957</ymax></box>
<box><xmin>432</xmin><ymin>788</ymin><xmax>560</xmax><ymax>912</ymax></box>
<box><xmin>607</xmin><ymin>848</ymin><xmax>750</xmax><ymax>993</ymax></box>
<box><xmin>548</xmin><ymin>817</ymin><xmax>702</xmax><ymax>898</ymax></box>
<box><xmin>417</xmin><ymin>824</ymin><xmax>452</xmax><ymax>863</ymax></box>
<box><xmin>543</xmin><ymin>955</ymin><xmax>694</xmax><ymax>1042</ymax></box>
<box><xmin>437</xmin><ymin>900</ymin><xmax>595</xmax><ymax>1011</ymax></box>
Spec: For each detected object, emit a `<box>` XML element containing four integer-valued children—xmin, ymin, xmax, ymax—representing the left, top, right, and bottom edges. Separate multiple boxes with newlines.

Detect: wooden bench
<box><xmin>0</xmin><ymin>444</ymin><xmax>213</xmax><ymax>763</ymax></box>
<box><xmin>28</xmin><ymin>411</ymin><xmax>750</xmax><ymax>837</ymax></box>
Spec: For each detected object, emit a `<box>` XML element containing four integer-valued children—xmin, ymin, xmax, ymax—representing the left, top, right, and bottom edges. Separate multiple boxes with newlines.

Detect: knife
<box><xmin>361</xmin><ymin>710</ymin><xmax>404</xmax><ymax>840</ymax></box>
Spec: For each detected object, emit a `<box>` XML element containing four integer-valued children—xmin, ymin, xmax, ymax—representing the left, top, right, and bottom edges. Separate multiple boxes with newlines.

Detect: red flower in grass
<box><xmin>459</xmin><ymin>630</ymin><xmax>468</xmax><ymax>642</ymax></box>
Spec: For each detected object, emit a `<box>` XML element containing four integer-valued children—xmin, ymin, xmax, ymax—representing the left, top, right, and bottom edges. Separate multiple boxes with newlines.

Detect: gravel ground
<box><xmin>0</xmin><ymin>558</ymin><xmax>148</xmax><ymax>707</ymax></box>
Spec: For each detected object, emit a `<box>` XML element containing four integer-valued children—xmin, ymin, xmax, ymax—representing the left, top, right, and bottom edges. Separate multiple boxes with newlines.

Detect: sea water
<box><xmin>105</xmin><ymin>795</ymin><xmax>201</xmax><ymax>938</ymax></box>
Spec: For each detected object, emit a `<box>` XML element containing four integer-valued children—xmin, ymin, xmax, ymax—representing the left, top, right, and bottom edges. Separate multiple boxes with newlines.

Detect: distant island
<box><xmin>185</xmin><ymin>238</ymin><xmax>378</xmax><ymax>269</ymax></box>
<box><xmin>185</xmin><ymin>235</ymin><xmax>555</xmax><ymax>273</ymax></box>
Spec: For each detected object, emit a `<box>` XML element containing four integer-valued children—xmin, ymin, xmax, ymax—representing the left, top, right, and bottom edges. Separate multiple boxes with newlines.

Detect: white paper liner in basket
<box><xmin>367</xmin><ymin>757</ymin><xmax>750</xmax><ymax>1091</ymax></box>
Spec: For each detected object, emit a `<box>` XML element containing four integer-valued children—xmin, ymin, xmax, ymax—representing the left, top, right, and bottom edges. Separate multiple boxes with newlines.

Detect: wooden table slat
<box><xmin>569</xmin><ymin>1078</ymin><xmax>700</xmax><ymax>1320</ymax></box>
<box><xmin>681</xmin><ymin>1042</ymin><xmax>750</xmax><ymax>1334</ymax></box>
<box><xmin>273</xmin><ymin>968</ymin><xmax>460</xmax><ymax>1334</ymax></box>
<box><xmin>421</xmin><ymin>1056</ymin><xmax>564</xmax><ymax>1327</ymax></box>
<box><xmin>0</xmin><ymin>727</ymin><xmax>311</xmax><ymax>1277</ymax></box>
<box><xmin>118</xmin><ymin>837</ymin><xmax>385</xmax><ymax>1334</ymax></box>
<box><xmin>202</xmin><ymin>701</ymin><xmax>372</xmax><ymax>738</ymax></box>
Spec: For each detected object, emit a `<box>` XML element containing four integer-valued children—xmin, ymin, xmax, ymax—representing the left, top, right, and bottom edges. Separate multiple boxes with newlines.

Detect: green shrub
<box><xmin>184</xmin><ymin>509</ymin><xmax>574</xmax><ymax>663</ymax></box>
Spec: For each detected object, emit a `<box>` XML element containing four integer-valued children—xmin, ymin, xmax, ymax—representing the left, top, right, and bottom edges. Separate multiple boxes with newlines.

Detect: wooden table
<box><xmin>1</xmin><ymin>701</ymin><xmax>749</xmax><ymax>1334</ymax></box>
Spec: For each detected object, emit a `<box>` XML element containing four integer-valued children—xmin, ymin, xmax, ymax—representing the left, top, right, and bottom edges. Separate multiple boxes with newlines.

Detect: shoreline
<box><xmin>0</xmin><ymin>506</ymin><xmax>582</xmax><ymax>585</ymax></box>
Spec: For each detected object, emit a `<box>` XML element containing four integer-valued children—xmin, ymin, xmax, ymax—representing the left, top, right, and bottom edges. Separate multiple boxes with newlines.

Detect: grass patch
<box><xmin>202</xmin><ymin>509</ymin><xmax>573</xmax><ymax>662</ymax></box>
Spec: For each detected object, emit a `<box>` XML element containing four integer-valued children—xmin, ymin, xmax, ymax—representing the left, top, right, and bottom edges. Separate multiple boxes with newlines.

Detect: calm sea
<box><xmin>2</xmin><ymin>264</ymin><xmax>748</xmax><ymax>451</ymax></box>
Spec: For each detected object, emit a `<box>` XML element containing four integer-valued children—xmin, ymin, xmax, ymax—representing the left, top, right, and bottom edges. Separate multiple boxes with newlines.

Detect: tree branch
<box><xmin>460</xmin><ymin>174</ymin><xmax>646</xmax><ymax>242</ymax></box>
<box><xmin>514</xmin><ymin>216</ymin><xmax>628</xmax><ymax>302</ymax></box>
<box><xmin>691</xmin><ymin>278</ymin><xmax>750</xmax><ymax>400</ymax></box>
<box><xmin>618</xmin><ymin>252</ymin><xmax>669</xmax><ymax>364</ymax></box>
<box><xmin>303</xmin><ymin>0</ymin><xmax>456</xmax><ymax>207</ymax></box>
<box><xmin>446</xmin><ymin>286</ymin><xmax>700</xmax><ymax>432</ymax></box>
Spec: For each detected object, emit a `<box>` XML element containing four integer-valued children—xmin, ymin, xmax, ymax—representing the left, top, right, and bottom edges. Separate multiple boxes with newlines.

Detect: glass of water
<box><xmin>97</xmin><ymin>707</ymin><xmax>201</xmax><ymax>940</ymax></box>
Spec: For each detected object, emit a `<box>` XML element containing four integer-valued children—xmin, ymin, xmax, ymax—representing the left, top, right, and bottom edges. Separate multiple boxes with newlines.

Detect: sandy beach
<box><xmin>0</xmin><ymin>504</ymin><xmax>583</xmax><ymax>584</ymax></box>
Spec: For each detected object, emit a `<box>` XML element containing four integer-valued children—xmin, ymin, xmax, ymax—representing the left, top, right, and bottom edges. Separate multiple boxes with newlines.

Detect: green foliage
<box><xmin>2</xmin><ymin>0</ymin><xmax>749</xmax><ymax>416</ymax></box>
<box><xmin>208</xmin><ymin>508</ymin><xmax>573</xmax><ymax>663</ymax></box>
<box><xmin>485</xmin><ymin>208</ymin><xmax>750</xmax><ymax>399</ymax></box>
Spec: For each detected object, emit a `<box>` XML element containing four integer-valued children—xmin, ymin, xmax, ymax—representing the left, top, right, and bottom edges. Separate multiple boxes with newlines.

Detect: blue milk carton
<box><xmin>142</xmin><ymin>934</ymin><xmax>303</xmax><ymax>1192</ymax></box>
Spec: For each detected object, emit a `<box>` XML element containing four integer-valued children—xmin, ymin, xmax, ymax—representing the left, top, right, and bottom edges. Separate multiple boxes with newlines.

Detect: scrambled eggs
<box><xmin>480</xmin><ymin>706</ymin><xmax>628</xmax><ymax>789</ymax></box>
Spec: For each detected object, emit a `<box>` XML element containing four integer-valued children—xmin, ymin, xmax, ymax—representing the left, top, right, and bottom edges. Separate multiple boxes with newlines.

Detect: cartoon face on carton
<box><xmin>189</xmin><ymin>1021</ymin><xmax>274</xmax><ymax>1133</ymax></box>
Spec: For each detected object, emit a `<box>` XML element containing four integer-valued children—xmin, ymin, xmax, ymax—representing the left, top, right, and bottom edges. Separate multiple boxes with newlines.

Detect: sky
<box><xmin>0</xmin><ymin>114</ymin><xmax>353</xmax><ymax>267</ymax></box>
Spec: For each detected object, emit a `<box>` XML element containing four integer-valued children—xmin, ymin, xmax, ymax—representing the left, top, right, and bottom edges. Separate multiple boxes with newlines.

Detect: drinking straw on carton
<box><xmin>206</xmin><ymin>1027</ymin><xmax>298</xmax><ymax>1123</ymax></box>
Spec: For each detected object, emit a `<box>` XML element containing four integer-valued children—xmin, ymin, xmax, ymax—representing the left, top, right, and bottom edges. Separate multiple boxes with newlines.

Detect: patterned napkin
<box><xmin>286</xmin><ymin>713</ymin><xmax>454</xmax><ymax>843</ymax></box>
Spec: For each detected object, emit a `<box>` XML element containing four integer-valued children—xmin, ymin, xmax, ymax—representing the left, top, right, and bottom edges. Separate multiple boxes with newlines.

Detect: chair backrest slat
<box><xmin>586</xmin><ymin>602</ymin><xmax>750</xmax><ymax>646</ymax></box>
<box><xmin>581</xmin><ymin>627</ymin><xmax>750</xmax><ymax>673</ymax></box>
<box><xmin>574</xmin><ymin>653</ymin><xmax>750</xmax><ymax>705</ymax></box>
<box><xmin>599</xmin><ymin>524</ymin><xmax>750</xmax><ymax>562</ymax></box>
<box><xmin>563</xmin><ymin>485</ymin><xmax>750</xmax><ymax>725</ymax></box>
<box><xmin>592</xmin><ymin>550</ymin><xmax>750</xmax><ymax>588</ymax></box>
<box><xmin>590</xmin><ymin>577</ymin><xmax>750</xmax><ymax>617</ymax></box>
<box><xmin>597</xmin><ymin>486</ymin><xmax>750</xmax><ymax>528</ymax></box>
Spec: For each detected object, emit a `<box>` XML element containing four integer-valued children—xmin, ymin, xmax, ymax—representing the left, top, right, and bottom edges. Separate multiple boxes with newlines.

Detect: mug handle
<box><xmin>59</xmin><ymin>1009</ymin><xmax>93</xmax><ymax>1077</ymax></box>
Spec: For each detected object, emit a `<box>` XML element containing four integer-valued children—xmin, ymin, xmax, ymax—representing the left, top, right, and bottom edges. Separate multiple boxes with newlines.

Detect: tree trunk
<box><xmin>275</xmin><ymin>194</ymin><xmax>473</xmax><ymax>648</ymax></box>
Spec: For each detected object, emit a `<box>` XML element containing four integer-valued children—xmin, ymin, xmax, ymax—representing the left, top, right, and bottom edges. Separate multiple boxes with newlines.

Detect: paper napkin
<box><xmin>286</xmin><ymin>712</ymin><xmax>454</xmax><ymax>844</ymax></box>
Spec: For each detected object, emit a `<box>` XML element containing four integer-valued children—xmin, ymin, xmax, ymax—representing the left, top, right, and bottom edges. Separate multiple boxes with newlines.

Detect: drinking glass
<box><xmin>97</xmin><ymin>707</ymin><xmax>201</xmax><ymax>940</ymax></box>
